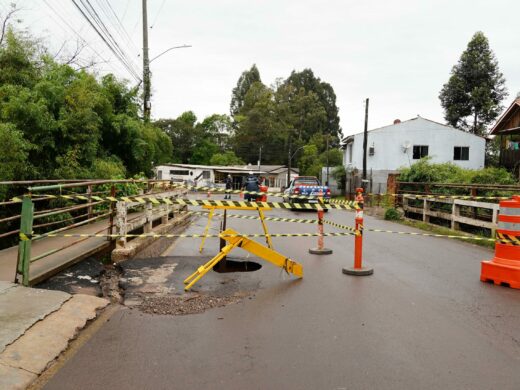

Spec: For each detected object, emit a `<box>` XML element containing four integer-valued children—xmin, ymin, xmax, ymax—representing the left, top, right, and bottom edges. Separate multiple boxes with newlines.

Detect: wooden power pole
<box><xmin>142</xmin><ymin>0</ymin><xmax>151</xmax><ymax>121</ymax></box>
<box><xmin>362</xmin><ymin>98</ymin><xmax>369</xmax><ymax>183</ymax></box>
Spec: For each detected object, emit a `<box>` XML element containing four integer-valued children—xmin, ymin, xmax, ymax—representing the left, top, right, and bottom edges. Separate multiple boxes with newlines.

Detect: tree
<box><xmin>198</xmin><ymin>114</ymin><xmax>233</xmax><ymax>151</ymax></box>
<box><xmin>210</xmin><ymin>151</ymin><xmax>244</xmax><ymax>166</ymax></box>
<box><xmin>232</xmin><ymin>82</ymin><xmax>288</xmax><ymax>164</ymax></box>
<box><xmin>439</xmin><ymin>31</ymin><xmax>508</xmax><ymax>135</ymax></box>
<box><xmin>156</xmin><ymin>112</ymin><xmax>198</xmax><ymax>163</ymax></box>
<box><xmin>0</xmin><ymin>123</ymin><xmax>30</xmax><ymax>198</ymax></box>
<box><xmin>230</xmin><ymin>64</ymin><xmax>261</xmax><ymax>117</ymax></box>
<box><xmin>284</xmin><ymin>69</ymin><xmax>342</xmax><ymax>144</ymax></box>
<box><xmin>0</xmin><ymin>26</ymin><xmax>171</xmax><ymax>179</ymax></box>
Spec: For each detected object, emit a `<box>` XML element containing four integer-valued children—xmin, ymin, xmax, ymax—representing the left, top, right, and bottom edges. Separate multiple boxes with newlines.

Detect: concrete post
<box><xmin>145</xmin><ymin>203</ymin><xmax>153</xmax><ymax>233</ymax></box>
<box><xmin>423</xmin><ymin>198</ymin><xmax>430</xmax><ymax>223</ymax></box>
<box><xmin>161</xmin><ymin>204</ymin><xmax>169</xmax><ymax>224</ymax></box>
<box><xmin>491</xmin><ymin>205</ymin><xmax>499</xmax><ymax>238</ymax></box>
<box><xmin>115</xmin><ymin>202</ymin><xmax>127</xmax><ymax>248</ymax></box>
<box><xmin>452</xmin><ymin>200</ymin><xmax>460</xmax><ymax>231</ymax></box>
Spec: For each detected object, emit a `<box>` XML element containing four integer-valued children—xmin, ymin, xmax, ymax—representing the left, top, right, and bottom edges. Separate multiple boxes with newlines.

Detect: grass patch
<box><xmin>393</xmin><ymin>218</ymin><xmax>495</xmax><ymax>249</ymax></box>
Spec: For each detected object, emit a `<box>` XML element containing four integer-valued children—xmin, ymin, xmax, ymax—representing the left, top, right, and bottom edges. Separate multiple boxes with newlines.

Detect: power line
<box><xmin>70</xmin><ymin>0</ymin><xmax>141</xmax><ymax>81</ymax></box>
<box><xmin>150</xmin><ymin>0</ymin><xmax>166</xmax><ymax>28</ymax></box>
<box><xmin>100</xmin><ymin>0</ymin><xmax>140</xmax><ymax>56</ymax></box>
<box><xmin>43</xmin><ymin>0</ymin><xmax>119</xmax><ymax>74</ymax></box>
<box><xmin>80</xmin><ymin>0</ymin><xmax>140</xmax><ymax>74</ymax></box>
<box><xmin>73</xmin><ymin>0</ymin><xmax>140</xmax><ymax>80</ymax></box>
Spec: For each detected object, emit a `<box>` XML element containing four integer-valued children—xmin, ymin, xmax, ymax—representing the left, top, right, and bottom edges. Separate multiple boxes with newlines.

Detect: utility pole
<box><xmin>142</xmin><ymin>0</ymin><xmax>151</xmax><ymax>122</ymax></box>
<box><xmin>362</xmin><ymin>98</ymin><xmax>369</xmax><ymax>185</ymax></box>
<box><xmin>287</xmin><ymin>140</ymin><xmax>291</xmax><ymax>188</ymax></box>
<box><xmin>326</xmin><ymin>134</ymin><xmax>330</xmax><ymax>186</ymax></box>
<box><xmin>258</xmin><ymin>146</ymin><xmax>262</xmax><ymax>170</ymax></box>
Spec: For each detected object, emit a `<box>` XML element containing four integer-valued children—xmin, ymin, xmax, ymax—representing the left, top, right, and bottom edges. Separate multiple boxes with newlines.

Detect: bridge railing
<box><xmin>0</xmin><ymin>179</ymin><xmax>176</xmax><ymax>285</ymax></box>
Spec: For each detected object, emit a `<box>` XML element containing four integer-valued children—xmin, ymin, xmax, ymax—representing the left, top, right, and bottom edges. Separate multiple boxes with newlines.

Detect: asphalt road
<box><xmin>43</xmin><ymin>197</ymin><xmax>520</xmax><ymax>390</ymax></box>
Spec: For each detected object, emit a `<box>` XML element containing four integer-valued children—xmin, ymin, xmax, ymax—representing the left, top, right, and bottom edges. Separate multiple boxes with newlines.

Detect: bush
<box><xmin>398</xmin><ymin>158</ymin><xmax>517</xmax><ymax>197</ymax></box>
<box><xmin>384</xmin><ymin>208</ymin><xmax>401</xmax><ymax>221</ymax></box>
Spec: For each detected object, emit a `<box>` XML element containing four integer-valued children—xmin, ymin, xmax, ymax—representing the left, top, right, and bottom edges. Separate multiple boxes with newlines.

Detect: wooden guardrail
<box><xmin>403</xmin><ymin>195</ymin><xmax>500</xmax><ymax>236</ymax></box>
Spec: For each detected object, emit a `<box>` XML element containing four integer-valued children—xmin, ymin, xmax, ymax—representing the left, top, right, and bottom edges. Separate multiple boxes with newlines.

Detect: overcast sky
<box><xmin>8</xmin><ymin>0</ymin><xmax>520</xmax><ymax>136</ymax></box>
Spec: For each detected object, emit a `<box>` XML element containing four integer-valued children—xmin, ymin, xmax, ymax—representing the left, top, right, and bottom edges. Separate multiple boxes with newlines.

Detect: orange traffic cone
<box><xmin>481</xmin><ymin>195</ymin><xmax>520</xmax><ymax>289</ymax></box>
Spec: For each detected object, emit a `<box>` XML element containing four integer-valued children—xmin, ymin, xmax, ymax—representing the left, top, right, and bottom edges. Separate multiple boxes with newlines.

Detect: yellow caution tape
<box><xmin>363</xmin><ymin>193</ymin><xmax>509</xmax><ymax>200</ymax></box>
<box><xmin>19</xmin><ymin>231</ymin><xmax>356</xmax><ymax>240</ymax></box>
<box><xmin>11</xmin><ymin>195</ymin><xmax>359</xmax><ymax>210</ymax></box>
<box><xmin>162</xmin><ymin>182</ymin><xmax>331</xmax><ymax>200</ymax></box>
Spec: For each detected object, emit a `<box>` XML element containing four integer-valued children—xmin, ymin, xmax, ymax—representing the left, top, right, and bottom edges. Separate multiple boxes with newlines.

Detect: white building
<box><xmin>155</xmin><ymin>164</ymin><xmax>263</xmax><ymax>189</ymax></box>
<box><xmin>342</xmin><ymin>116</ymin><xmax>486</xmax><ymax>189</ymax></box>
<box><xmin>154</xmin><ymin>163</ymin><xmax>298</xmax><ymax>190</ymax></box>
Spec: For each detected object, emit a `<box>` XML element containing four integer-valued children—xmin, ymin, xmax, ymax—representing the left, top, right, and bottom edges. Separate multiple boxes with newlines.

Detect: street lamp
<box><xmin>137</xmin><ymin>44</ymin><xmax>192</xmax><ymax>89</ymax></box>
<box><xmin>150</xmin><ymin>44</ymin><xmax>192</xmax><ymax>63</ymax></box>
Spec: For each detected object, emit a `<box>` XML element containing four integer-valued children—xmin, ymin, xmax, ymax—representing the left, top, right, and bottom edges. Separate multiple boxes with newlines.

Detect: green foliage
<box><xmin>91</xmin><ymin>157</ymin><xmax>126</xmax><ymax>179</ymax></box>
<box><xmin>297</xmin><ymin>134</ymin><xmax>343</xmax><ymax>177</ymax></box>
<box><xmin>210</xmin><ymin>151</ymin><xmax>244</xmax><ymax>166</ymax></box>
<box><xmin>439</xmin><ymin>32</ymin><xmax>508</xmax><ymax>134</ymax></box>
<box><xmin>230</xmin><ymin>65</ymin><xmax>342</xmax><ymax>166</ymax></box>
<box><xmin>0</xmin><ymin>123</ymin><xmax>30</xmax><ymax>199</ymax></box>
<box><xmin>284</xmin><ymin>69</ymin><xmax>342</xmax><ymax>142</ymax></box>
<box><xmin>0</xmin><ymin>28</ymin><xmax>171</xmax><ymax>180</ymax></box>
<box><xmin>384</xmin><ymin>208</ymin><xmax>401</xmax><ymax>221</ymax></box>
<box><xmin>399</xmin><ymin>157</ymin><xmax>515</xmax><ymax>185</ymax></box>
<box><xmin>232</xmin><ymin>82</ymin><xmax>287</xmax><ymax>164</ymax></box>
<box><xmin>332</xmin><ymin>165</ymin><xmax>346</xmax><ymax>193</ymax></box>
<box><xmin>155</xmin><ymin>112</ymin><xmax>227</xmax><ymax>164</ymax></box>
<box><xmin>230</xmin><ymin>64</ymin><xmax>261</xmax><ymax>117</ymax></box>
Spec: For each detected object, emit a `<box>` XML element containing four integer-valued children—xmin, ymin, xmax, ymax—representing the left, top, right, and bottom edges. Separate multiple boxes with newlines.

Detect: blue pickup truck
<box><xmin>282</xmin><ymin>176</ymin><xmax>330</xmax><ymax>208</ymax></box>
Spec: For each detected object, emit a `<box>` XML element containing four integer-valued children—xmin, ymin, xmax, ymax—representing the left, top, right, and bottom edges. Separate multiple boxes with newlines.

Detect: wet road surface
<box><xmin>43</xmin><ymin>196</ymin><xmax>520</xmax><ymax>389</ymax></box>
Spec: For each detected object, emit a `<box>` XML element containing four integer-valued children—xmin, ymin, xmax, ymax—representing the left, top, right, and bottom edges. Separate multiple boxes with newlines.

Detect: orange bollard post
<box><xmin>342</xmin><ymin>187</ymin><xmax>373</xmax><ymax>276</ymax></box>
<box><xmin>481</xmin><ymin>195</ymin><xmax>520</xmax><ymax>289</ymax></box>
<box><xmin>309</xmin><ymin>197</ymin><xmax>333</xmax><ymax>255</ymax></box>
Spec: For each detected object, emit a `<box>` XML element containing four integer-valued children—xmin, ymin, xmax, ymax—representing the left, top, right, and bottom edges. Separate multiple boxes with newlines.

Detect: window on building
<box><xmin>453</xmin><ymin>146</ymin><xmax>469</xmax><ymax>161</ymax></box>
<box><xmin>170</xmin><ymin>169</ymin><xmax>190</xmax><ymax>176</ymax></box>
<box><xmin>202</xmin><ymin>170</ymin><xmax>211</xmax><ymax>179</ymax></box>
<box><xmin>412</xmin><ymin>145</ymin><xmax>429</xmax><ymax>159</ymax></box>
<box><xmin>347</xmin><ymin>144</ymin><xmax>353</xmax><ymax>163</ymax></box>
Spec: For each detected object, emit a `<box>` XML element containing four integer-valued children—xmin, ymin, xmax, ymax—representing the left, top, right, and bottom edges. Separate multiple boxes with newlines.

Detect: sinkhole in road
<box><xmin>213</xmin><ymin>259</ymin><xmax>262</xmax><ymax>273</ymax></box>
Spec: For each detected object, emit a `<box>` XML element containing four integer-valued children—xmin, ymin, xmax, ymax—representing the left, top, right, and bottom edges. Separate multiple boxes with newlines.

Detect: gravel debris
<box><xmin>139</xmin><ymin>292</ymin><xmax>249</xmax><ymax>315</ymax></box>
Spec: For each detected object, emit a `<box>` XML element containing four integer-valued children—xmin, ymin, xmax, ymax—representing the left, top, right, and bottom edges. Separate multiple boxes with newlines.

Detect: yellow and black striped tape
<box><xmin>363</xmin><ymin>193</ymin><xmax>509</xmax><ymax>200</ymax></box>
<box><xmin>164</xmin><ymin>182</ymin><xmax>331</xmax><ymax>200</ymax></box>
<box><xmin>323</xmin><ymin>219</ymin><xmax>358</xmax><ymax>233</ymax></box>
<box><xmin>19</xmin><ymin>231</ymin><xmax>356</xmax><ymax>241</ymax></box>
<box><xmin>496</xmin><ymin>232</ymin><xmax>520</xmax><ymax>246</ymax></box>
<box><xmin>320</xmin><ymin>216</ymin><xmax>517</xmax><ymax>244</ymax></box>
<box><xmin>12</xmin><ymin>195</ymin><xmax>359</xmax><ymax>210</ymax></box>
<box><xmin>162</xmin><ymin>182</ymin><xmax>509</xmax><ymax>201</ymax></box>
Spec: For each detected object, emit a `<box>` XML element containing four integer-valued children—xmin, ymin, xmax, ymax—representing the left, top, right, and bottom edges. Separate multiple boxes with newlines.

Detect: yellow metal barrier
<box><xmin>199</xmin><ymin>204</ymin><xmax>273</xmax><ymax>253</ymax></box>
<box><xmin>184</xmin><ymin>228</ymin><xmax>303</xmax><ymax>291</ymax></box>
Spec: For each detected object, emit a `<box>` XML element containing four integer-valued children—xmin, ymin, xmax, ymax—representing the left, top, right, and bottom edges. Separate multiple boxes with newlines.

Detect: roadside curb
<box><xmin>0</xmin><ymin>290</ymin><xmax>109</xmax><ymax>390</ymax></box>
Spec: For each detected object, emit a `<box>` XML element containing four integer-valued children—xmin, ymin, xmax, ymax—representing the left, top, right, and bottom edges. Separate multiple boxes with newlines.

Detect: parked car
<box><xmin>282</xmin><ymin>176</ymin><xmax>330</xmax><ymax>209</ymax></box>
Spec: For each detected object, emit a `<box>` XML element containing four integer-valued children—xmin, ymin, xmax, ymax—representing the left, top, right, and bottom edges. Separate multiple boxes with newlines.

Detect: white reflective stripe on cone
<box><xmin>498</xmin><ymin>221</ymin><xmax>520</xmax><ymax>231</ymax></box>
<box><xmin>499</xmin><ymin>207</ymin><xmax>520</xmax><ymax>216</ymax></box>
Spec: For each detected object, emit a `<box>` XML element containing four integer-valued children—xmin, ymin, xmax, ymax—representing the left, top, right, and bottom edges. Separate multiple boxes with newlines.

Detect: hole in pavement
<box><xmin>213</xmin><ymin>259</ymin><xmax>262</xmax><ymax>273</ymax></box>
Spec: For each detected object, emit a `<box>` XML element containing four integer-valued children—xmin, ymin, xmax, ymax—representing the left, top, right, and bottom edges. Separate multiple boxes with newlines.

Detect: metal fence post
<box><xmin>16</xmin><ymin>196</ymin><xmax>34</xmax><ymax>286</ymax></box>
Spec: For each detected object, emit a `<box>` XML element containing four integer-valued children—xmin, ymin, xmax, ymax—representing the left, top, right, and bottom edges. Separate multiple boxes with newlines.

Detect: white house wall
<box><xmin>345</xmin><ymin>118</ymin><xmax>486</xmax><ymax>172</ymax></box>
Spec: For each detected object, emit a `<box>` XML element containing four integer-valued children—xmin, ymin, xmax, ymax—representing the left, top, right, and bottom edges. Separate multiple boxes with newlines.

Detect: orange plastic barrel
<box><xmin>481</xmin><ymin>195</ymin><xmax>520</xmax><ymax>288</ymax></box>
